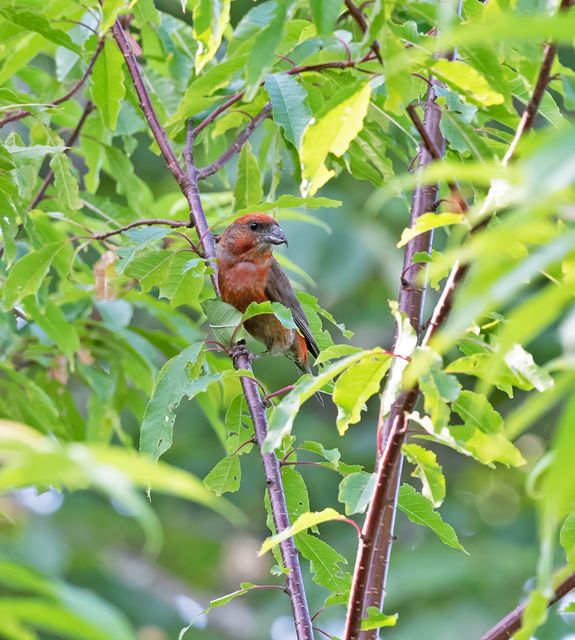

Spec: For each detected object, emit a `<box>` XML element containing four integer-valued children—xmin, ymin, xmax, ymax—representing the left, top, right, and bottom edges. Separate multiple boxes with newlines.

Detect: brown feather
<box><xmin>264</xmin><ymin>259</ymin><xmax>320</xmax><ymax>359</ymax></box>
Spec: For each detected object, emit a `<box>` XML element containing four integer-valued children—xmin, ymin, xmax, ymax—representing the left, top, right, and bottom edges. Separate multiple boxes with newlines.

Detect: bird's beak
<box><xmin>263</xmin><ymin>226</ymin><xmax>288</xmax><ymax>247</ymax></box>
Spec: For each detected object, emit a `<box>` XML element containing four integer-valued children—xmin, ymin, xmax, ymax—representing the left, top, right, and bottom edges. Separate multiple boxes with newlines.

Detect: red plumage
<box><xmin>217</xmin><ymin>213</ymin><xmax>319</xmax><ymax>372</ymax></box>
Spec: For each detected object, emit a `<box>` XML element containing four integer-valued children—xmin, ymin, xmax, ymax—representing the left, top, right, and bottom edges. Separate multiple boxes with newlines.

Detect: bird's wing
<box><xmin>265</xmin><ymin>259</ymin><xmax>320</xmax><ymax>358</ymax></box>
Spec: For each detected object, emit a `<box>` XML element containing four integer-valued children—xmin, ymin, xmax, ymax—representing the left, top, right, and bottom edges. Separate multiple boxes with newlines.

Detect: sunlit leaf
<box><xmin>259</xmin><ymin>508</ymin><xmax>344</xmax><ymax>555</ymax></box>
<box><xmin>398</xmin><ymin>484</ymin><xmax>466</xmax><ymax>552</ymax></box>
<box><xmin>301</xmin><ymin>81</ymin><xmax>371</xmax><ymax>195</ymax></box>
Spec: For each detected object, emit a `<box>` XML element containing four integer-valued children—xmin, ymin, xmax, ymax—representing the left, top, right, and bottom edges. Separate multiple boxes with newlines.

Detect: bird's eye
<box><xmin>249</xmin><ymin>222</ymin><xmax>259</xmax><ymax>231</ymax></box>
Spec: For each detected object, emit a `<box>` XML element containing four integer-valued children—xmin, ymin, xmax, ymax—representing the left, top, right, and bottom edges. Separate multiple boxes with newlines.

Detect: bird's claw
<box><xmin>230</xmin><ymin>339</ymin><xmax>253</xmax><ymax>364</ymax></box>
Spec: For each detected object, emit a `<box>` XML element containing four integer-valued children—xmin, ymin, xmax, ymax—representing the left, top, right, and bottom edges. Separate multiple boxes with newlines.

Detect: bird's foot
<box><xmin>230</xmin><ymin>339</ymin><xmax>253</xmax><ymax>365</ymax></box>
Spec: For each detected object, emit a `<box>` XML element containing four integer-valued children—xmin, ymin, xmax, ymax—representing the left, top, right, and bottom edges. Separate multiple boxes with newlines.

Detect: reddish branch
<box><xmin>73</xmin><ymin>218</ymin><xmax>191</xmax><ymax>243</ymax></box>
<box><xmin>0</xmin><ymin>38</ymin><xmax>104</xmax><ymax>130</ymax></box>
<box><xmin>344</xmin><ymin>76</ymin><xmax>446</xmax><ymax>640</ymax></box>
<box><xmin>344</xmin><ymin>0</ymin><xmax>383</xmax><ymax>63</ymax></box>
<box><xmin>345</xmin><ymin>1</ymin><xmax>572</xmax><ymax>638</ymax></box>
<box><xmin>233</xmin><ymin>346</ymin><xmax>314</xmax><ymax>640</ymax></box>
<box><xmin>480</xmin><ymin>570</ymin><xmax>575</xmax><ymax>640</ymax></box>
<box><xmin>198</xmin><ymin>103</ymin><xmax>273</xmax><ymax>179</ymax></box>
<box><xmin>29</xmin><ymin>100</ymin><xmax>95</xmax><ymax>210</ymax></box>
<box><xmin>502</xmin><ymin>0</ymin><xmax>573</xmax><ymax>165</ymax></box>
<box><xmin>112</xmin><ymin>18</ymin><xmax>314</xmax><ymax>639</ymax></box>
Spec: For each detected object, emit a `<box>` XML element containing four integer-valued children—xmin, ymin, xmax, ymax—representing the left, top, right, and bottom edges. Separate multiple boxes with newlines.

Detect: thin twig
<box><xmin>0</xmin><ymin>38</ymin><xmax>104</xmax><ymax>130</ymax></box>
<box><xmin>29</xmin><ymin>101</ymin><xmax>95</xmax><ymax>210</ymax></box>
<box><xmin>480</xmin><ymin>570</ymin><xmax>575</xmax><ymax>640</ymax></box>
<box><xmin>72</xmin><ymin>218</ymin><xmax>191</xmax><ymax>243</ymax></box>
<box><xmin>344</xmin><ymin>0</ymin><xmax>383</xmax><ymax>63</ymax></box>
<box><xmin>198</xmin><ymin>103</ymin><xmax>273</xmax><ymax>179</ymax></box>
<box><xmin>502</xmin><ymin>0</ymin><xmax>572</xmax><ymax>166</ymax></box>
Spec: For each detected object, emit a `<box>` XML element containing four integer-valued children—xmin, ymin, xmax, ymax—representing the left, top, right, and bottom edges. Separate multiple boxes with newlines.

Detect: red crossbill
<box><xmin>217</xmin><ymin>213</ymin><xmax>319</xmax><ymax>373</ymax></box>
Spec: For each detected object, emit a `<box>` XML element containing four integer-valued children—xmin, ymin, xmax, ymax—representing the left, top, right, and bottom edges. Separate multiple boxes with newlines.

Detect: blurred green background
<box><xmin>2</xmin><ymin>154</ymin><xmax>572</xmax><ymax>639</ymax></box>
<box><xmin>2</xmin><ymin>0</ymin><xmax>574</xmax><ymax>638</ymax></box>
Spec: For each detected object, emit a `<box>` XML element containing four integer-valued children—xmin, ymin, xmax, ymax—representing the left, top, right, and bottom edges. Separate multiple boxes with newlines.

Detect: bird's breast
<box><xmin>219</xmin><ymin>261</ymin><xmax>269</xmax><ymax>312</ymax></box>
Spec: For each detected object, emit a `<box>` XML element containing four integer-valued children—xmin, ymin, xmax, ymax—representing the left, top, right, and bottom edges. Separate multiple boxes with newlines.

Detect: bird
<box><xmin>217</xmin><ymin>212</ymin><xmax>320</xmax><ymax>375</ymax></box>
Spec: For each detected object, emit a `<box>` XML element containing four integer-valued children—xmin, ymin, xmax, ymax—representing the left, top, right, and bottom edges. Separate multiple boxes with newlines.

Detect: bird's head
<box><xmin>218</xmin><ymin>213</ymin><xmax>288</xmax><ymax>256</ymax></box>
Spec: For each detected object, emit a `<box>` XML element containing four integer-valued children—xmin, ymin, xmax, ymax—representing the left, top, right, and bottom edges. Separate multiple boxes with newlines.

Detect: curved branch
<box><xmin>480</xmin><ymin>570</ymin><xmax>575</xmax><ymax>640</ymax></box>
<box><xmin>72</xmin><ymin>218</ymin><xmax>192</xmax><ymax>242</ymax></box>
<box><xmin>198</xmin><ymin>103</ymin><xmax>273</xmax><ymax>179</ymax></box>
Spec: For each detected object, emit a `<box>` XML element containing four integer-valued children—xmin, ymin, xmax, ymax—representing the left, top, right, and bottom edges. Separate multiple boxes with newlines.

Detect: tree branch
<box><xmin>111</xmin><ymin>19</ymin><xmax>221</xmax><ymax>279</ymax></box>
<box><xmin>232</xmin><ymin>347</ymin><xmax>314</xmax><ymax>640</ymax></box>
<box><xmin>345</xmin><ymin>24</ymin><xmax>455</xmax><ymax>640</ymax></box>
<box><xmin>198</xmin><ymin>103</ymin><xmax>273</xmax><ymax>180</ymax></box>
<box><xmin>502</xmin><ymin>0</ymin><xmax>573</xmax><ymax>166</ymax></box>
<box><xmin>343</xmin><ymin>0</ymin><xmax>383</xmax><ymax>63</ymax></box>
<box><xmin>72</xmin><ymin>218</ymin><xmax>192</xmax><ymax>243</ymax></box>
<box><xmin>112</xmin><ymin>19</ymin><xmax>314</xmax><ymax>638</ymax></box>
<box><xmin>480</xmin><ymin>570</ymin><xmax>575</xmax><ymax>640</ymax></box>
<box><xmin>0</xmin><ymin>37</ymin><xmax>104</xmax><ymax>130</ymax></box>
<box><xmin>29</xmin><ymin>100</ymin><xmax>95</xmax><ymax>210</ymax></box>
<box><xmin>345</xmin><ymin>2</ymin><xmax>572</xmax><ymax>638</ymax></box>
<box><xmin>190</xmin><ymin>54</ymin><xmax>378</xmax><ymax>145</ymax></box>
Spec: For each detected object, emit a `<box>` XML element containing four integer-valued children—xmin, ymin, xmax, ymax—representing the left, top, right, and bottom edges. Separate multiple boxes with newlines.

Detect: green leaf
<box><xmin>225</xmin><ymin>394</ymin><xmax>254</xmax><ymax>455</ymax></box>
<box><xmin>245</xmin><ymin>1</ymin><xmax>288</xmax><ymax>101</ymax></box>
<box><xmin>202</xmin><ymin>299</ymin><xmax>248</xmax><ymax>345</ymax></box>
<box><xmin>233</xmin><ymin>142</ymin><xmax>263</xmax><ymax>211</ymax></box>
<box><xmin>49</xmin><ymin>148</ymin><xmax>82</xmax><ymax>212</ymax></box>
<box><xmin>450</xmin><ymin>425</ymin><xmax>525</xmax><ymax>467</ymax></box>
<box><xmin>333</xmin><ymin>354</ymin><xmax>391</xmax><ymax>434</ymax></box>
<box><xmin>309</xmin><ymin>0</ymin><xmax>344</xmax><ymax>36</ymax></box>
<box><xmin>259</xmin><ymin>508</ymin><xmax>344</xmax><ymax>555</ymax></box>
<box><xmin>193</xmin><ymin>0</ymin><xmax>231</xmax><ymax>72</ymax></box>
<box><xmin>100</xmin><ymin>0</ymin><xmax>128</xmax><ymax>33</ymax></box>
<box><xmin>167</xmin><ymin>54</ymin><xmax>248</xmax><ymax>127</ymax></box>
<box><xmin>203</xmin><ymin>455</ymin><xmax>241</xmax><ymax>496</ymax></box>
<box><xmin>503</xmin><ymin>344</ymin><xmax>554</xmax><ymax>392</ymax></box>
<box><xmin>4</xmin><ymin>144</ymin><xmax>67</xmax><ymax>159</ymax></box>
<box><xmin>314</xmin><ymin>345</ymin><xmax>364</xmax><ymax>366</ymax></box>
<box><xmin>338</xmin><ymin>472</ymin><xmax>376</xmax><ymax>515</ymax></box>
<box><xmin>361</xmin><ymin>607</ymin><xmax>398</xmax><ymax>631</ymax></box>
<box><xmin>265</xmin><ymin>348</ymin><xmax>388</xmax><ymax>451</ymax></box>
<box><xmin>0</xmin><ymin>9</ymin><xmax>81</xmax><ymax>54</ymax></box>
<box><xmin>2</xmin><ymin>242</ymin><xmax>66</xmax><ymax>310</ymax></box>
<box><xmin>397</xmin><ymin>484</ymin><xmax>466</xmax><ymax>552</ymax></box>
<box><xmin>21</xmin><ymin>297</ymin><xmax>81</xmax><ymax>364</ymax></box>
<box><xmin>431</xmin><ymin>59</ymin><xmax>504</xmax><ymax>107</ymax></box>
<box><xmin>407</xmin><ymin>347</ymin><xmax>461</xmax><ymax>429</ymax></box>
<box><xmin>397</xmin><ymin>212</ymin><xmax>465</xmax><ymax>248</ymax></box>
<box><xmin>381</xmin><ymin>302</ymin><xmax>418</xmax><ymax>419</ymax></box>
<box><xmin>242</xmin><ymin>301</ymin><xmax>297</xmax><ymax>330</ymax></box>
<box><xmin>265</xmin><ymin>73</ymin><xmax>311</xmax><ymax>147</ymax></box>
<box><xmin>560</xmin><ymin>512</ymin><xmax>575</xmax><ymax>567</ymax></box>
<box><xmin>402</xmin><ymin>443</ymin><xmax>446</xmax><ymax>508</ymax></box>
<box><xmin>539</xmin><ymin>394</ymin><xmax>575</xmax><ymax>590</ymax></box>
<box><xmin>236</xmin><ymin>194</ymin><xmax>341</xmax><ymax>217</ymax></box>
<box><xmin>139</xmin><ymin>343</ymin><xmax>204</xmax><ymax>461</ymax></box>
<box><xmin>91</xmin><ymin>39</ymin><xmax>126</xmax><ymax>131</ymax></box>
<box><xmin>513</xmin><ymin>590</ymin><xmax>548</xmax><ymax>640</ymax></box>
<box><xmin>159</xmin><ymin>254</ymin><xmax>205</xmax><ymax>308</ymax></box>
<box><xmin>453</xmin><ymin>390</ymin><xmax>503</xmax><ymax>434</ymax></box>
<box><xmin>301</xmin><ymin>81</ymin><xmax>371</xmax><ymax>195</ymax></box>
<box><xmin>125</xmin><ymin>250</ymin><xmax>174</xmax><ymax>293</ymax></box>
<box><xmin>296</xmin><ymin>533</ymin><xmax>351</xmax><ymax>593</ymax></box>
<box><xmin>282</xmin><ymin>466</ymin><xmax>311</xmax><ymax>522</ymax></box>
